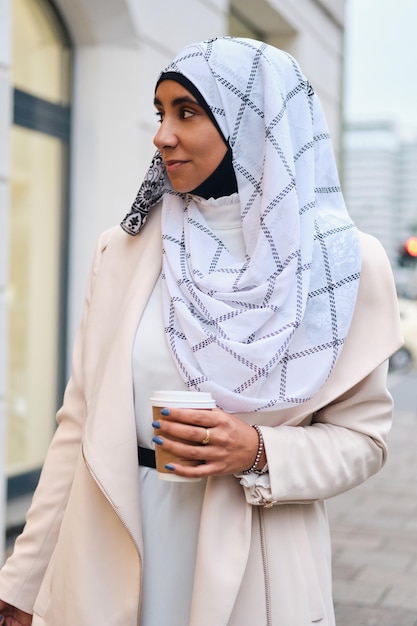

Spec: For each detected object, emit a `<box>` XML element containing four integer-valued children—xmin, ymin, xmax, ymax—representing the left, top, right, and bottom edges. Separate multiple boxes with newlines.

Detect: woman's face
<box><xmin>153</xmin><ymin>80</ymin><xmax>227</xmax><ymax>193</ymax></box>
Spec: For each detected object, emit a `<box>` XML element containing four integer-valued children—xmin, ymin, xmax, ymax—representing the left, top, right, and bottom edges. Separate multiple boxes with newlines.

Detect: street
<box><xmin>328</xmin><ymin>366</ymin><xmax>417</xmax><ymax>625</ymax></box>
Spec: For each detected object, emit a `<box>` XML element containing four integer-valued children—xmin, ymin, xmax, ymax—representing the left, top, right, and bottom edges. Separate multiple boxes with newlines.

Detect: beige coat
<box><xmin>0</xmin><ymin>205</ymin><xmax>402</xmax><ymax>625</ymax></box>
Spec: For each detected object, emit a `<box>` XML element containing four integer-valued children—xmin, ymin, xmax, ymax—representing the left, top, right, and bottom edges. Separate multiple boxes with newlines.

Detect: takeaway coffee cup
<box><xmin>150</xmin><ymin>390</ymin><xmax>216</xmax><ymax>482</ymax></box>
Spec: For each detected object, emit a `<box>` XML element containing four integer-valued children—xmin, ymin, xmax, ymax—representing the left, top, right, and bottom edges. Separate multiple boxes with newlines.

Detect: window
<box><xmin>7</xmin><ymin>0</ymin><xmax>71</xmax><ymax>487</ymax></box>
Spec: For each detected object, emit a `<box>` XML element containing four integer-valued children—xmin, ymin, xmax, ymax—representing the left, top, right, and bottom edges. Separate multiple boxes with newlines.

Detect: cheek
<box><xmin>207</xmin><ymin>142</ymin><xmax>227</xmax><ymax>171</ymax></box>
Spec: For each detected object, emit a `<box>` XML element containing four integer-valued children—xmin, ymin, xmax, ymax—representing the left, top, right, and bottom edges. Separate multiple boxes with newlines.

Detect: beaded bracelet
<box><xmin>242</xmin><ymin>424</ymin><xmax>267</xmax><ymax>475</ymax></box>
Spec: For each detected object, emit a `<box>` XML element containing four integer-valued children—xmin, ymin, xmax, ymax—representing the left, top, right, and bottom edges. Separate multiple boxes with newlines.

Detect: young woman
<box><xmin>0</xmin><ymin>37</ymin><xmax>402</xmax><ymax>625</ymax></box>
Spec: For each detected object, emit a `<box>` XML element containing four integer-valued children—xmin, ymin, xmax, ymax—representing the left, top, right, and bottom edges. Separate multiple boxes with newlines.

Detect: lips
<box><xmin>165</xmin><ymin>159</ymin><xmax>188</xmax><ymax>173</ymax></box>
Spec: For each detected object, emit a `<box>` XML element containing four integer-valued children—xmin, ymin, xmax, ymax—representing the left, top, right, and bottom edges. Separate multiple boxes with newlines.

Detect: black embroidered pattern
<box><xmin>120</xmin><ymin>151</ymin><xmax>165</xmax><ymax>236</ymax></box>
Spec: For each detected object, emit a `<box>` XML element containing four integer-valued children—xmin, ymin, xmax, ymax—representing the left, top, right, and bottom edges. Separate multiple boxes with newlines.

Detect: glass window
<box><xmin>12</xmin><ymin>0</ymin><xmax>71</xmax><ymax>105</ymax></box>
<box><xmin>8</xmin><ymin>127</ymin><xmax>66</xmax><ymax>474</ymax></box>
<box><xmin>7</xmin><ymin>0</ymin><xmax>71</xmax><ymax>479</ymax></box>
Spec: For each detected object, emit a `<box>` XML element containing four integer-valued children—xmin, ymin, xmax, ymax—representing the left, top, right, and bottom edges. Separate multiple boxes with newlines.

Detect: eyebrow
<box><xmin>153</xmin><ymin>95</ymin><xmax>200</xmax><ymax>108</ymax></box>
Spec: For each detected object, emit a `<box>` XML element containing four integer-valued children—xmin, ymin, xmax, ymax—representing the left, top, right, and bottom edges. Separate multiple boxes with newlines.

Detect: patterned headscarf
<box><xmin>121</xmin><ymin>37</ymin><xmax>361</xmax><ymax>413</ymax></box>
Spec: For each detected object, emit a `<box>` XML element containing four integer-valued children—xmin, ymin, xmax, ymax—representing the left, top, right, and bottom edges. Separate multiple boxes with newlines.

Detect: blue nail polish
<box><xmin>152</xmin><ymin>421</ymin><xmax>161</xmax><ymax>429</ymax></box>
<box><xmin>152</xmin><ymin>436</ymin><xmax>164</xmax><ymax>445</ymax></box>
<box><xmin>165</xmin><ymin>464</ymin><xmax>175</xmax><ymax>471</ymax></box>
<box><xmin>160</xmin><ymin>408</ymin><xmax>170</xmax><ymax>416</ymax></box>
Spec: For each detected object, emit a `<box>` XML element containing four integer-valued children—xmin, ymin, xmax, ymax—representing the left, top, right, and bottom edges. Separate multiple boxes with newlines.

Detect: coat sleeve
<box><xmin>0</xmin><ymin>231</ymin><xmax>111</xmax><ymax>613</ymax></box>
<box><xmin>239</xmin><ymin>359</ymin><xmax>393</xmax><ymax>507</ymax></box>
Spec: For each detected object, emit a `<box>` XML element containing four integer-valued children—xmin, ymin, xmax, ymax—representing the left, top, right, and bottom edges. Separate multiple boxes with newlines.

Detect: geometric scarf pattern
<box><xmin>121</xmin><ymin>37</ymin><xmax>361</xmax><ymax>413</ymax></box>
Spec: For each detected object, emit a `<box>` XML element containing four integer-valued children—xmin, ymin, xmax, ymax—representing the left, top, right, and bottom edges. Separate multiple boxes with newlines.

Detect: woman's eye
<box><xmin>155</xmin><ymin>111</ymin><xmax>164</xmax><ymax>123</ymax></box>
<box><xmin>181</xmin><ymin>109</ymin><xmax>194</xmax><ymax>120</ymax></box>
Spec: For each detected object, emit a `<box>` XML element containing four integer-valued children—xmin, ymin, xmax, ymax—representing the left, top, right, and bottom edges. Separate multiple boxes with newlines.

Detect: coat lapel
<box><xmin>82</xmin><ymin>205</ymin><xmax>162</xmax><ymax>550</ymax></box>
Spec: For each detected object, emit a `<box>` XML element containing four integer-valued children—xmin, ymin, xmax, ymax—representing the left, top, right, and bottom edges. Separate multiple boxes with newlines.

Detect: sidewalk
<box><xmin>328</xmin><ymin>373</ymin><xmax>417</xmax><ymax>626</ymax></box>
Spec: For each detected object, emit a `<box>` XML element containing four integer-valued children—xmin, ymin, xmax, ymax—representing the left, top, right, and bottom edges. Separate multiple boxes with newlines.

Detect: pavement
<box><xmin>328</xmin><ymin>368</ymin><xmax>417</xmax><ymax>626</ymax></box>
<box><xmin>4</xmin><ymin>371</ymin><xmax>417</xmax><ymax>625</ymax></box>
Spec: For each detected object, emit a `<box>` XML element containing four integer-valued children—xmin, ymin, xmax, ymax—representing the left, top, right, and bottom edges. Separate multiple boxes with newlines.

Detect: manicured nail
<box><xmin>152</xmin><ymin>421</ymin><xmax>161</xmax><ymax>429</ymax></box>
<box><xmin>152</xmin><ymin>436</ymin><xmax>164</xmax><ymax>445</ymax></box>
<box><xmin>165</xmin><ymin>464</ymin><xmax>175</xmax><ymax>471</ymax></box>
<box><xmin>160</xmin><ymin>408</ymin><xmax>170</xmax><ymax>416</ymax></box>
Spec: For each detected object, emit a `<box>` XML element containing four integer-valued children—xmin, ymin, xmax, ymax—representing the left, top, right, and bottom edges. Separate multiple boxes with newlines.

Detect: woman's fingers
<box><xmin>152</xmin><ymin>407</ymin><xmax>259</xmax><ymax>475</ymax></box>
<box><xmin>157</xmin><ymin>406</ymin><xmax>219</xmax><ymax>427</ymax></box>
<box><xmin>153</xmin><ymin>407</ymin><xmax>221</xmax><ymax>443</ymax></box>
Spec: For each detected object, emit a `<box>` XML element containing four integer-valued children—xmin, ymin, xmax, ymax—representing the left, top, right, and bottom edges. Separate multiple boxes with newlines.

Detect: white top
<box><xmin>132</xmin><ymin>194</ymin><xmax>244</xmax><ymax>626</ymax></box>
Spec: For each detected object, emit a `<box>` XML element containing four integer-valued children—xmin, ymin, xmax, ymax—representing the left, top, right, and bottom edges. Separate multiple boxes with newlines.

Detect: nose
<box><xmin>153</xmin><ymin>118</ymin><xmax>178</xmax><ymax>150</ymax></box>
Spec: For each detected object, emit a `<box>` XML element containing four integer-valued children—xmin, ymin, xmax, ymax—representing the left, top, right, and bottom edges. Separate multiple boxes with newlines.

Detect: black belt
<box><xmin>138</xmin><ymin>446</ymin><xmax>156</xmax><ymax>469</ymax></box>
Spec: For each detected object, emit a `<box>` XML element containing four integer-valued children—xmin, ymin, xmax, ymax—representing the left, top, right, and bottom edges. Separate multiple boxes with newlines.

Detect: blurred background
<box><xmin>0</xmin><ymin>0</ymin><xmax>416</xmax><ymax>606</ymax></box>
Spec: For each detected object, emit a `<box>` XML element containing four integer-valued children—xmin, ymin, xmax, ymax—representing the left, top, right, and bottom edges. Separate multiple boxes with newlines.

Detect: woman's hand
<box><xmin>152</xmin><ymin>406</ymin><xmax>266</xmax><ymax>478</ymax></box>
<box><xmin>0</xmin><ymin>601</ymin><xmax>32</xmax><ymax>625</ymax></box>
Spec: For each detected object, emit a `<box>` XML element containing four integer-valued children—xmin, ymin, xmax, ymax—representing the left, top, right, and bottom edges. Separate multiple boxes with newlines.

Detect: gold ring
<box><xmin>201</xmin><ymin>428</ymin><xmax>210</xmax><ymax>445</ymax></box>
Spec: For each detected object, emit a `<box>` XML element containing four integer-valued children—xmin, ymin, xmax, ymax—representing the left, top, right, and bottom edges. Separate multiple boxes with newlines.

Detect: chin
<box><xmin>169</xmin><ymin>181</ymin><xmax>193</xmax><ymax>194</ymax></box>
<box><xmin>168</xmin><ymin>174</ymin><xmax>202</xmax><ymax>195</ymax></box>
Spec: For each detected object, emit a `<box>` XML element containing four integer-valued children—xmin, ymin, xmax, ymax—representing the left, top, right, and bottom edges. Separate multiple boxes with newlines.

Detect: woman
<box><xmin>0</xmin><ymin>37</ymin><xmax>402</xmax><ymax>625</ymax></box>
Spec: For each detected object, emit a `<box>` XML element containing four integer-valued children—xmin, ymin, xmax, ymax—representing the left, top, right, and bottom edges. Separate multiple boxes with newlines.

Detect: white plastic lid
<box><xmin>150</xmin><ymin>390</ymin><xmax>216</xmax><ymax>408</ymax></box>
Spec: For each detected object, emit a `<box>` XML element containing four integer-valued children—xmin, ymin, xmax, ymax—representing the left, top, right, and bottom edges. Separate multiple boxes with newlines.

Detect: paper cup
<box><xmin>150</xmin><ymin>390</ymin><xmax>216</xmax><ymax>482</ymax></box>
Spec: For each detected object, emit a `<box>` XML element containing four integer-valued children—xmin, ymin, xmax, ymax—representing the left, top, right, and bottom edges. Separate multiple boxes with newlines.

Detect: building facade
<box><xmin>343</xmin><ymin>122</ymin><xmax>399</xmax><ymax>263</ymax></box>
<box><xmin>343</xmin><ymin>121</ymin><xmax>417</xmax><ymax>295</ymax></box>
<box><xmin>0</xmin><ymin>0</ymin><xmax>347</xmax><ymax>553</ymax></box>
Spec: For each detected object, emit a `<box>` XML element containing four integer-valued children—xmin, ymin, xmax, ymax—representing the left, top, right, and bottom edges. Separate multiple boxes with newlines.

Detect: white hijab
<box><xmin>121</xmin><ymin>37</ymin><xmax>361</xmax><ymax>413</ymax></box>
